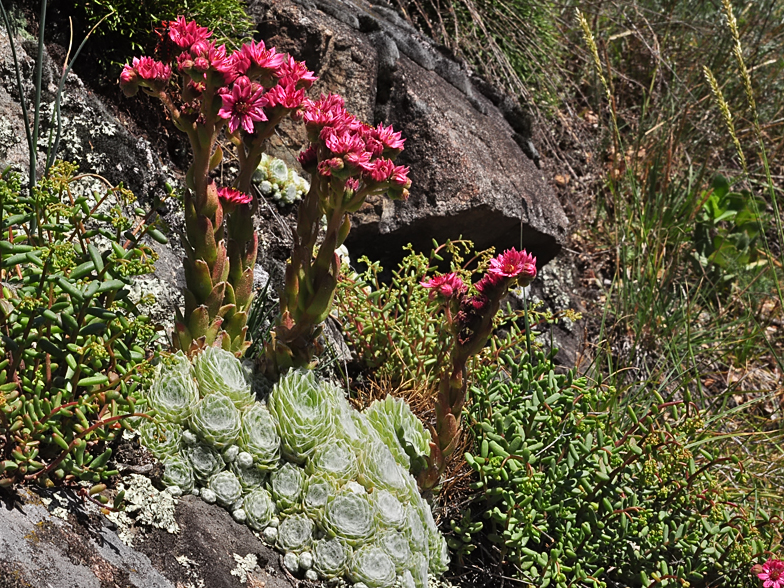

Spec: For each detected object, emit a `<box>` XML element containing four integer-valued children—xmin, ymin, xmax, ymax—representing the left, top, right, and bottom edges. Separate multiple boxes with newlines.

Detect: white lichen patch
<box><xmin>175</xmin><ymin>555</ymin><xmax>205</xmax><ymax>588</ymax></box>
<box><xmin>105</xmin><ymin>474</ymin><xmax>179</xmax><ymax>546</ymax></box>
<box><xmin>230</xmin><ymin>553</ymin><xmax>258</xmax><ymax>584</ymax></box>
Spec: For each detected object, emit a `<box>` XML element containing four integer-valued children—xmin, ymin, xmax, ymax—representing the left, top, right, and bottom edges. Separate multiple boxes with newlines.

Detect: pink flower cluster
<box><xmin>755</xmin><ymin>559</ymin><xmax>784</xmax><ymax>588</ymax></box>
<box><xmin>421</xmin><ymin>248</ymin><xmax>537</xmax><ymax>344</ymax></box>
<box><xmin>217</xmin><ymin>186</ymin><xmax>253</xmax><ymax>206</ymax></box>
<box><xmin>119</xmin><ymin>17</ymin><xmax>316</xmax><ymax>135</ymax></box>
<box><xmin>297</xmin><ymin>94</ymin><xmax>410</xmax><ymax>199</ymax></box>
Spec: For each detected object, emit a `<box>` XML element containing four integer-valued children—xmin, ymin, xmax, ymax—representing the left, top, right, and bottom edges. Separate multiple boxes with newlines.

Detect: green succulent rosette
<box><xmin>370</xmin><ymin>488</ymin><xmax>406</xmax><ymax>530</ymax></box>
<box><xmin>313</xmin><ymin>537</ymin><xmax>351</xmax><ymax>579</ymax></box>
<box><xmin>185</xmin><ymin>443</ymin><xmax>225</xmax><ymax>482</ymax></box>
<box><xmin>302</xmin><ymin>473</ymin><xmax>336</xmax><ymax>521</ymax></box>
<box><xmin>306</xmin><ymin>438</ymin><xmax>358</xmax><ymax>483</ymax></box>
<box><xmin>243</xmin><ymin>488</ymin><xmax>275</xmax><ymax>531</ymax></box>
<box><xmin>190</xmin><ymin>393</ymin><xmax>242</xmax><ymax>448</ymax></box>
<box><xmin>405</xmin><ymin>503</ymin><xmax>428</xmax><ymax>557</ymax></box>
<box><xmin>268</xmin><ymin>370</ymin><xmax>337</xmax><ymax>463</ymax></box>
<box><xmin>138</xmin><ymin>419</ymin><xmax>183</xmax><ymax>459</ymax></box>
<box><xmin>162</xmin><ymin>454</ymin><xmax>195</xmax><ymax>493</ymax></box>
<box><xmin>238</xmin><ymin>402</ymin><xmax>280</xmax><ymax>470</ymax></box>
<box><xmin>269</xmin><ymin>462</ymin><xmax>304</xmax><ymax>513</ymax></box>
<box><xmin>364</xmin><ymin>395</ymin><xmax>431</xmax><ymax>475</ymax></box>
<box><xmin>193</xmin><ymin>347</ymin><xmax>254</xmax><ymax>408</ymax></box>
<box><xmin>277</xmin><ymin>512</ymin><xmax>314</xmax><ymax>553</ymax></box>
<box><xmin>377</xmin><ymin>529</ymin><xmax>412</xmax><ymax>571</ymax></box>
<box><xmin>349</xmin><ymin>544</ymin><xmax>396</xmax><ymax>588</ymax></box>
<box><xmin>147</xmin><ymin>352</ymin><xmax>199</xmax><ymax>424</ymax></box>
<box><xmin>230</xmin><ymin>460</ymin><xmax>266</xmax><ymax>491</ymax></box>
<box><xmin>209</xmin><ymin>470</ymin><xmax>243</xmax><ymax>508</ymax></box>
<box><xmin>323</xmin><ymin>487</ymin><xmax>376</xmax><ymax>547</ymax></box>
<box><xmin>357</xmin><ymin>441</ymin><xmax>409</xmax><ymax>496</ymax></box>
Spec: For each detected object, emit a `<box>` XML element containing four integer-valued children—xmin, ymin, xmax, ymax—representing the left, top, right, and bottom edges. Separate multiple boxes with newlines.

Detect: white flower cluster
<box><xmin>140</xmin><ymin>350</ymin><xmax>447</xmax><ymax>588</ymax></box>
<box><xmin>252</xmin><ymin>154</ymin><xmax>309</xmax><ymax>206</ymax></box>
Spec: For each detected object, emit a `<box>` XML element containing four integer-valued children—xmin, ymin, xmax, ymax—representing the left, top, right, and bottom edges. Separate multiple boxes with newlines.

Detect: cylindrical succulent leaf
<box><xmin>138</xmin><ymin>420</ymin><xmax>183</xmax><ymax>459</ymax></box>
<box><xmin>313</xmin><ymin>538</ymin><xmax>351</xmax><ymax>579</ymax></box>
<box><xmin>185</xmin><ymin>443</ymin><xmax>225</xmax><ymax>482</ymax></box>
<box><xmin>277</xmin><ymin>512</ymin><xmax>314</xmax><ymax>553</ymax></box>
<box><xmin>268</xmin><ymin>371</ymin><xmax>337</xmax><ymax>463</ymax></box>
<box><xmin>209</xmin><ymin>470</ymin><xmax>242</xmax><ymax>508</ymax></box>
<box><xmin>269</xmin><ymin>462</ymin><xmax>304</xmax><ymax>513</ymax></box>
<box><xmin>243</xmin><ymin>488</ymin><xmax>275</xmax><ymax>531</ymax></box>
<box><xmin>162</xmin><ymin>454</ymin><xmax>195</xmax><ymax>493</ymax></box>
<box><xmin>193</xmin><ymin>347</ymin><xmax>254</xmax><ymax>408</ymax></box>
<box><xmin>190</xmin><ymin>393</ymin><xmax>242</xmax><ymax>448</ymax></box>
<box><xmin>323</xmin><ymin>487</ymin><xmax>376</xmax><ymax>547</ymax></box>
<box><xmin>349</xmin><ymin>544</ymin><xmax>396</xmax><ymax>588</ymax></box>
<box><xmin>239</xmin><ymin>402</ymin><xmax>280</xmax><ymax>470</ymax></box>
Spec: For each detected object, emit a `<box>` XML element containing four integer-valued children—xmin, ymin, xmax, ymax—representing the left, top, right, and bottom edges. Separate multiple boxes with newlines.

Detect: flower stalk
<box><xmin>418</xmin><ymin>249</ymin><xmax>537</xmax><ymax>489</ymax></box>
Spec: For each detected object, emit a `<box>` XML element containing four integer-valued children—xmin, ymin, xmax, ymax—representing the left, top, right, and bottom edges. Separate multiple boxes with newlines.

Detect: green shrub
<box><xmin>0</xmin><ymin>161</ymin><xmax>164</xmax><ymax>489</ymax></box>
<box><xmin>458</xmin><ymin>349</ymin><xmax>771</xmax><ymax>587</ymax></box>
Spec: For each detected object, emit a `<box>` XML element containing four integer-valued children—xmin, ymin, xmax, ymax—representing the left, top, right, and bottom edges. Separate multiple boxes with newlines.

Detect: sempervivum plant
<box><xmin>365</xmin><ymin>395</ymin><xmax>431</xmax><ymax>476</ymax></box>
<box><xmin>193</xmin><ymin>347</ymin><xmax>254</xmax><ymax>408</ymax></box>
<box><xmin>306</xmin><ymin>438</ymin><xmax>358</xmax><ymax>483</ymax></box>
<box><xmin>323</xmin><ymin>487</ymin><xmax>376</xmax><ymax>547</ymax></box>
<box><xmin>238</xmin><ymin>402</ymin><xmax>280</xmax><ymax>470</ymax></box>
<box><xmin>302</xmin><ymin>473</ymin><xmax>335</xmax><ymax>520</ymax></box>
<box><xmin>370</xmin><ymin>489</ymin><xmax>407</xmax><ymax>530</ymax></box>
<box><xmin>243</xmin><ymin>488</ymin><xmax>276</xmax><ymax>531</ymax></box>
<box><xmin>162</xmin><ymin>455</ymin><xmax>195</xmax><ymax>493</ymax></box>
<box><xmin>377</xmin><ymin>529</ymin><xmax>412</xmax><ymax>572</ymax></box>
<box><xmin>349</xmin><ymin>544</ymin><xmax>397</xmax><ymax>588</ymax></box>
<box><xmin>185</xmin><ymin>443</ymin><xmax>225</xmax><ymax>482</ymax></box>
<box><xmin>268</xmin><ymin>370</ymin><xmax>337</xmax><ymax>463</ymax></box>
<box><xmin>209</xmin><ymin>470</ymin><xmax>243</xmax><ymax>508</ymax></box>
<box><xmin>138</xmin><ymin>420</ymin><xmax>183</xmax><ymax>459</ymax></box>
<box><xmin>270</xmin><ymin>462</ymin><xmax>304</xmax><ymax>513</ymax></box>
<box><xmin>190</xmin><ymin>393</ymin><xmax>242</xmax><ymax>448</ymax></box>
<box><xmin>277</xmin><ymin>512</ymin><xmax>314</xmax><ymax>553</ymax></box>
<box><xmin>358</xmin><ymin>441</ymin><xmax>409</xmax><ymax>497</ymax></box>
<box><xmin>148</xmin><ymin>353</ymin><xmax>200</xmax><ymax>423</ymax></box>
<box><xmin>313</xmin><ymin>537</ymin><xmax>351</xmax><ymax>579</ymax></box>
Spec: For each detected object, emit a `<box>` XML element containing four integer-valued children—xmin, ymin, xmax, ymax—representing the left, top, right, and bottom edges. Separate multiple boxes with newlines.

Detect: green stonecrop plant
<box><xmin>0</xmin><ymin>162</ymin><xmax>164</xmax><ymax>489</ymax></box>
<box><xmin>252</xmin><ymin>154</ymin><xmax>310</xmax><ymax>207</ymax></box>
<box><xmin>457</xmin><ymin>349</ymin><xmax>772</xmax><ymax>587</ymax></box>
<box><xmin>140</xmin><ymin>348</ymin><xmax>448</xmax><ymax>587</ymax></box>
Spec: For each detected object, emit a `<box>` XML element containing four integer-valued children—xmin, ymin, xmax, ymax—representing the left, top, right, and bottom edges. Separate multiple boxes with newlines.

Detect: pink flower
<box><xmin>168</xmin><ymin>17</ymin><xmax>212</xmax><ymax>50</ymax></box>
<box><xmin>421</xmin><ymin>273</ymin><xmax>466</xmax><ymax>300</ymax></box>
<box><xmin>217</xmin><ymin>187</ymin><xmax>252</xmax><ymax>206</ymax></box>
<box><xmin>265</xmin><ymin>80</ymin><xmax>306</xmax><ymax>110</ymax></box>
<box><xmin>237</xmin><ymin>40</ymin><xmax>286</xmax><ymax>80</ymax></box>
<box><xmin>391</xmin><ymin>165</ymin><xmax>410</xmax><ymax>187</ymax></box>
<box><xmin>345</xmin><ymin>177</ymin><xmax>360</xmax><ymax>192</ymax></box>
<box><xmin>218</xmin><ymin>76</ymin><xmax>268</xmax><ymax>134</ymax></box>
<box><xmin>757</xmin><ymin>559</ymin><xmax>784</xmax><ymax>588</ymax></box>
<box><xmin>119</xmin><ymin>57</ymin><xmax>170</xmax><ymax>95</ymax></box>
<box><xmin>371</xmin><ymin>123</ymin><xmax>405</xmax><ymax>153</ymax></box>
<box><xmin>489</xmin><ymin>248</ymin><xmax>537</xmax><ymax>283</ymax></box>
<box><xmin>276</xmin><ymin>55</ymin><xmax>317</xmax><ymax>89</ymax></box>
<box><xmin>298</xmin><ymin>145</ymin><xmax>318</xmax><ymax>171</ymax></box>
<box><xmin>324</xmin><ymin>129</ymin><xmax>365</xmax><ymax>156</ymax></box>
<box><xmin>366</xmin><ymin>158</ymin><xmax>395</xmax><ymax>182</ymax></box>
<box><xmin>318</xmin><ymin>158</ymin><xmax>344</xmax><ymax>177</ymax></box>
<box><xmin>302</xmin><ymin>94</ymin><xmax>347</xmax><ymax>129</ymax></box>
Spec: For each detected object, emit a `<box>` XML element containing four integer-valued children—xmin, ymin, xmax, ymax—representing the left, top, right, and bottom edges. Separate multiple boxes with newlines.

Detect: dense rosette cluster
<box><xmin>140</xmin><ymin>353</ymin><xmax>448</xmax><ymax>588</ymax></box>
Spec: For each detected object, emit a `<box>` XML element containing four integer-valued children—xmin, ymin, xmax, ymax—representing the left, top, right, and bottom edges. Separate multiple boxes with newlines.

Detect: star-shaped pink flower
<box><xmin>421</xmin><ymin>273</ymin><xmax>466</xmax><ymax>300</ymax></box>
<box><xmin>757</xmin><ymin>559</ymin><xmax>784</xmax><ymax>588</ymax></box>
<box><xmin>218</xmin><ymin>76</ymin><xmax>268</xmax><ymax>134</ymax></box>
<box><xmin>489</xmin><ymin>248</ymin><xmax>537</xmax><ymax>284</ymax></box>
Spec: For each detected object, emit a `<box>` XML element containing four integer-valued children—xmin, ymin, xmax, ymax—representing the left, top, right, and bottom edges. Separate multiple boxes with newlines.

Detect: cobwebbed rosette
<box><xmin>302</xmin><ymin>473</ymin><xmax>336</xmax><ymax>520</ymax></box>
<box><xmin>238</xmin><ymin>402</ymin><xmax>280</xmax><ymax>470</ymax></box>
<box><xmin>349</xmin><ymin>544</ymin><xmax>396</xmax><ymax>588</ymax></box>
<box><xmin>230</xmin><ymin>460</ymin><xmax>266</xmax><ymax>491</ymax></box>
<box><xmin>277</xmin><ymin>512</ymin><xmax>314</xmax><ymax>553</ymax></box>
<box><xmin>148</xmin><ymin>354</ymin><xmax>199</xmax><ymax>424</ymax></box>
<box><xmin>243</xmin><ymin>488</ymin><xmax>275</xmax><ymax>531</ymax></box>
<box><xmin>323</xmin><ymin>487</ymin><xmax>376</xmax><ymax>547</ymax></box>
<box><xmin>313</xmin><ymin>537</ymin><xmax>351</xmax><ymax>579</ymax></box>
<box><xmin>270</xmin><ymin>462</ymin><xmax>304</xmax><ymax>513</ymax></box>
<box><xmin>193</xmin><ymin>347</ymin><xmax>254</xmax><ymax>408</ymax></box>
<box><xmin>405</xmin><ymin>504</ymin><xmax>428</xmax><ymax>556</ymax></box>
<box><xmin>139</xmin><ymin>419</ymin><xmax>183</xmax><ymax>459</ymax></box>
<box><xmin>209</xmin><ymin>470</ymin><xmax>242</xmax><ymax>508</ymax></box>
<box><xmin>370</xmin><ymin>489</ymin><xmax>406</xmax><ymax>530</ymax></box>
<box><xmin>306</xmin><ymin>438</ymin><xmax>358</xmax><ymax>483</ymax></box>
<box><xmin>364</xmin><ymin>395</ymin><xmax>431</xmax><ymax>475</ymax></box>
<box><xmin>269</xmin><ymin>370</ymin><xmax>338</xmax><ymax>463</ymax></box>
<box><xmin>377</xmin><ymin>529</ymin><xmax>412</xmax><ymax>571</ymax></box>
<box><xmin>185</xmin><ymin>443</ymin><xmax>225</xmax><ymax>482</ymax></box>
<box><xmin>162</xmin><ymin>454</ymin><xmax>195</xmax><ymax>493</ymax></box>
<box><xmin>190</xmin><ymin>393</ymin><xmax>241</xmax><ymax>448</ymax></box>
<box><xmin>358</xmin><ymin>441</ymin><xmax>409</xmax><ymax>496</ymax></box>
<box><xmin>409</xmin><ymin>552</ymin><xmax>429</xmax><ymax>588</ymax></box>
